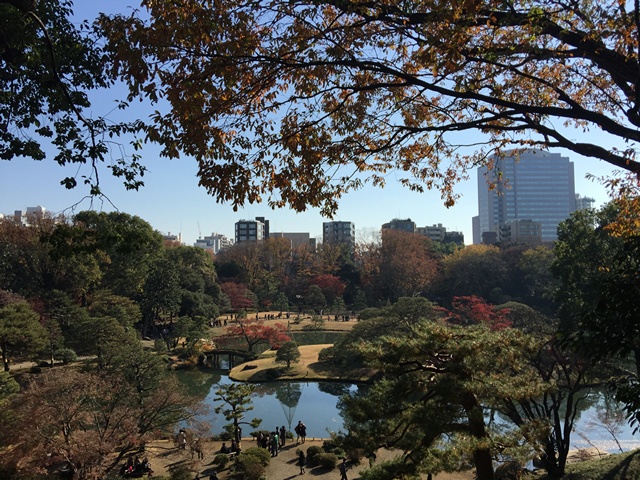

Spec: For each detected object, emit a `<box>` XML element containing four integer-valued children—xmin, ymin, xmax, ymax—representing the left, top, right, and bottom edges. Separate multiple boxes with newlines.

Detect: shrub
<box><xmin>357</xmin><ymin>307</ymin><xmax>383</xmax><ymax>321</ymax></box>
<box><xmin>238</xmin><ymin>462</ymin><xmax>264</xmax><ymax>480</ymax></box>
<box><xmin>251</xmin><ymin>429</ymin><xmax>272</xmax><ymax>440</ymax></box>
<box><xmin>234</xmin><ymin>448</ymin><xmax>270</xmax><ymax>480</ymax></box>
<box><xmin>240</xmin><ymin>447</ymin><xmax>271</xmax><ymax>467</ymax></box>
<box><xmin>54</xmin><ymin>348</ymin><xmax>77</xmax><ymax>364</ymax></box>
<box><xmin>213</xmin><ymin>454</ymin><xmax>230</xmax><ymax>469</ymax></box>
<box><xmin>306</xmin><ymin>445</ymin><xmax>324</xmax><ymax>465</ymax></box>
<box><xmin>315</xmin><ymin>452</ymin><xmax>338</xmax><ymax>470</ymax></box>
<box><xmin>322</xmin><ymin>436</ymin><xmax>346</xmax><ymax>458</ymax></box>
<box><xmin>169</xmin><ymin>465</ymin><xmax>193</xmax><ymax>480</ymax></box>
<box><xmin>357</xmin><ymin>458</ymin><xmax>424</xmax><ymax>480</ymax></box>
<box><xmin>318</xmin><ymin>346</ymin><xmax>335</xmax><ymax>363</ymax></box>
<box><xmin>322</xmin><ymin>437</ymin><xmax>339</xmax><ymax>452</ymax></box>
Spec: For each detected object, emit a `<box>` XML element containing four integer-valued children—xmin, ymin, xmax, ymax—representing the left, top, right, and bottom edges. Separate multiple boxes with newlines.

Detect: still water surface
<box><xmin>175</xmin><ymin>369</ymin><xmax>358</xmax><ymax>438</ymax></box>
<box><xmin>176</xmin><ymin>369</ymin><xmax>640</xmax><ymax>452</ymax></box>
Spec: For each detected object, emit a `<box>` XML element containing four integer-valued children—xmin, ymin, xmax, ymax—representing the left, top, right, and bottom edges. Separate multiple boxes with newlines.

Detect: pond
<box><xmin>175</xmin><ymin>369</ymin><xmax>359</xmax><ymax>438</ymax></box>
<box><xmin>176</xmin><ymin>370</ymin><xmax>640</xmax><ymax>453</ymax></box>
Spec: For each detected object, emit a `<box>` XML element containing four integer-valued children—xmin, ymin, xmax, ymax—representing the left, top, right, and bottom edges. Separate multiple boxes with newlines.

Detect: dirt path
<box><xmin>141</xmin><ymin>438</ymin><xmax>475</xmax><ymax>480</ymax></box>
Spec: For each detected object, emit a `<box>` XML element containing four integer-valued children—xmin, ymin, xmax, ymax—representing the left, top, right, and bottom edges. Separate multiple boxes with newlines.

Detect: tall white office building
<box><xmin>475</xmin><ymin>150</ymin><xmax>576</xmax><ymax>242</ymax></box>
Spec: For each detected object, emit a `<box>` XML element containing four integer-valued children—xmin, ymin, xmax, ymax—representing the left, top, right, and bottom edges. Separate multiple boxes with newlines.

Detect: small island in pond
<box><xmin>228</xmin><ymin>344</ymin><xmax>375</xmax><ymax>383</ymax></box>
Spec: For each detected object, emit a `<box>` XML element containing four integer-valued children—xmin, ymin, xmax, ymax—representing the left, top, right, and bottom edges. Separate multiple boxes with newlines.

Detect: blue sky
<box><xmin>0</xmin><ymin>1</ymin><xmax>619</xmax><ymax>245</ymax></box>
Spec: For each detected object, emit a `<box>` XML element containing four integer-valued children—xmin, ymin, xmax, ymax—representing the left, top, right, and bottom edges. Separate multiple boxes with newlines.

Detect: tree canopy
<box><xmin>342</xmin><ymin>320</ymin><xmax>540</xmax><ymax>480</ymax></box>
<box><xmin>98</xmin><ymin>0</ymin><xmax>640</xmax><ymax>214</ymax></box>
<box><xmin>4</xmin><ymin>1</ymin><xmax>640</xmax><ymax>211</ymax></box>
<box><xmin>1</xmin><ymin>0</ymin><xmax>145</xmax><ymax>194</ymax></box>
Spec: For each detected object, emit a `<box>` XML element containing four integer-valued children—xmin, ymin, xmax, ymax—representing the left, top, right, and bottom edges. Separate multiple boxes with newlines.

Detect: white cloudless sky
<box><xmin>0</xmin><ymin>1</ymin><xmax>619</xmax><ymax>245</ymax></box>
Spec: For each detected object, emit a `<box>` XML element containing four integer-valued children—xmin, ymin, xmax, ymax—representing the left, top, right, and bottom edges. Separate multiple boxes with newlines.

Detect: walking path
<box><xmin>141</xmin><ymin>438</ymin><xmax>474</xmax><ymax>480</ymax></box>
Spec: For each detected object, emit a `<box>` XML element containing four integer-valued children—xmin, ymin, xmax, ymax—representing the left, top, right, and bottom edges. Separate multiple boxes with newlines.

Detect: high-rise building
<box><xmin>476</xmin><ymin>150</ymin><xmax>576</xmax><ymax>242</ymax></box>
<box><xmin>255</xmin><ymin>216</ymin><xmax>270</xmax><ymax>238</ymax></box>
<box><xmin>235</xmin><ymin>218</ymin><xmax>266</xmax><ymax>243</ymax></box>
<box><xmin>574</xmin><ymin>194</ymin><xmax>596</xmax><ymax>211</ymax></box>
<box><xmin>195</xmin><ymin>233</ymin><xmax>232</xmax><ymax>254</ymax></box>
<box><xmin>163</xmin><ymin>232</ymin><xmax>183</xmax><ymax>244</ymax></box>
<box><xmin>416</xmin><ymin>223</ymin><xmax>465</xmax><ymax>245</ymax></box>
<box><xmin>382</xmin><ymin>218</ymin><xmax>416</xmax><ymax>234</ymax></box>
<box><xmin>13</xmin><ymin>205</ymin><xmax>46</xmax><ymax>225</ymax></box>
<box><xmin>323</xmin><ymin>221</ymin><xmax>355</xmax><ymax>246</ymax></box>
<box><xmin>498</xmin><ymin>219</ymin><xmax>542</xmax><ymax>245</ymax></box>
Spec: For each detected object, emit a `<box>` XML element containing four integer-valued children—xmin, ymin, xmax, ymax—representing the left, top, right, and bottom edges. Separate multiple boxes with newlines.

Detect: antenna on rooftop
<box><xmin>197</xmin><ymin>222</ymin><xmax>202</xmax><ymax>239</ymax></box>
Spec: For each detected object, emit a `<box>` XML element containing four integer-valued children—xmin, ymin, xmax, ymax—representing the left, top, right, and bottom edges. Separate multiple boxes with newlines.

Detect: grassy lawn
<box><xmin>557</xmin><ymin>449</ymin><xmax>640</xmax><ymax>480</ymax></box>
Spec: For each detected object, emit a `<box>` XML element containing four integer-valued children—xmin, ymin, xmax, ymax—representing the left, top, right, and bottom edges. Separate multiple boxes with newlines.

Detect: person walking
<box><xmin>298</xmin><ymin>450</ymin><xmax>306</xmax><ymax>475</ymax></box>
<box><xmin>270</xmin><ymin>432</ymin><xmax>279</xmax><ymax>457</ymax></box>
<box><xmin>299</xmin><ymin>422</ymin><xmax>307</xmax><ymax>444</ymax></box>
<box><xmin>339</xmin><ymin>458</ymin><xmax>348</xmax><ymax>480</ymax></box>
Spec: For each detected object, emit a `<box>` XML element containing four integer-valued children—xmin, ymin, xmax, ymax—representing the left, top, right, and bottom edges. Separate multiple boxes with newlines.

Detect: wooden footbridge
<box><xmin>206</xmin><ymin>348</ymin><xmax>256</xmax><ymax>369</ymax></box>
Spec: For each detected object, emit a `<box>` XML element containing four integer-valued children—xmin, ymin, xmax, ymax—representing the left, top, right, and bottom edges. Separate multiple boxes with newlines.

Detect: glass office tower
<box><xmin>477</xmin><ymin>149</ymin><xmax>575</xmax><ymax>242</ymax></box>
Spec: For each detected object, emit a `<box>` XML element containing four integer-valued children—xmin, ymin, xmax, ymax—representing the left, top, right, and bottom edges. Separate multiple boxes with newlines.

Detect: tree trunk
<box><xmin>461</xmin><ymin>391</ymin><xmax>494</xmax><ymax>480</ymax></box>
<box><xmin>1</xmin><ymin>340</ymin><xmax>9</xmax><ymax>372</ymax></box>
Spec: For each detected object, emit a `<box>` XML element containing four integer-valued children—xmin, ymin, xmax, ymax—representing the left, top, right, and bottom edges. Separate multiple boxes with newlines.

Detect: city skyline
<box><xmin>2</xmin><ymin>149</ymin><xmax>609</xmax><ymax>248</ymax></box>
<box><xmin>2</xmin><ymin>151</ymin><xmax>616</xmax><ymax>248</ymax></box>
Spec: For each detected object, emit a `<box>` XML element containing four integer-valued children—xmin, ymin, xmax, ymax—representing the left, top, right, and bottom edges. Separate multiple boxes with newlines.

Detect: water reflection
<box><xmin>175</xmin><ymin>368</ymin><xmax>222</xmax><ymax>398</ymax></box>
<box><xmin>176</xmin><ymin>370</ymin><xmax>356</xmax><ymax>438</ymax></box>
<box><xmin>175</xmin><ymin>370</ymin><xmax>639</xmax><ymax>452</ymax></box>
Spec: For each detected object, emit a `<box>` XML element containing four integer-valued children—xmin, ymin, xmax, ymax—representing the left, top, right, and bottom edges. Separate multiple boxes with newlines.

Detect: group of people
<box><xmin>218</xmin><ymin>439</ymin><xmax>240</xmax><ymax>455</ymax></box>
<box><xmin>255</xmin><ymin>312</ymin><xmax>289</xmax><ymax>320</ymax></box>
<box><xmin>252</xmin><ymin>421</ymin><xmax>307</xmax><ymax>458</ymax></box>
<box><xmin>294</xmin><ymin>420</ymin><xmax>307</xmax><ymax>444</ymax></box>
<box><xmin>255</xmin><ymin>425</ymin><xmax>288</xmax><ymax>457</ymax></box>
<box><xmin>208</xmin><ymin>318</ymin><xmax>227</xmax><ymax>327</ymax></box>
<box><xmin>168</xmin><ymin>420</ymin><xmax>349</xmax><ymax>479</ymax></box>
<box><xmin>120</xmin><ymin>456</ymin><xmax>153</xmax><ymax>478</ymax></box>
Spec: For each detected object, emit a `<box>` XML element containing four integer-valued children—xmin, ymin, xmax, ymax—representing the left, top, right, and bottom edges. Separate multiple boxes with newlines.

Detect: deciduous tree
<box><xmin>1</xmin><ymin>366</ymin><xmax>199</xmax><ymax>478</ymax></box>
<box><xmin>1</xmin><ymin>0</ymin><xmax>145</xmax><ymax>196</ymax></box>
<box><xmin>553</xmin><ymin>204</ymin><xmax>640</xmax><ymax>428</ymax></box>
<box><xmin>304</xmin><ymin>284</ymin><xmax>327</xmax><ymax>314</ymax></box>
<box><xmin>220</xmin><ymin>282</ymin><xmax>258</xmax><ymax>312</ymax></box>
<box><xmin>66</xmin><ymin>211</ymin><xmax>164</xmax><ymax>298</ymax></box>
<box><xmin>439</xmin><ymin>245</ymin><xmax>507</xmax><ymax>302</ymax></box>
<box><xmin>378</xmin><ymin>230</ymin><xmax>440</xmax><ymax>301</ymax></box>
<box><xmin>224</xmin><ymin>318</ymin><xmax>290</xmax><ymax>352</ymax></box>
<box><xmin>500</xmin><ymin>337</ymin><xmax>597</xmax><ymax>479</ymax></box>
<box><xmin>101</xmin><ymin>0</ymin><xmax>640</xmax><ymax>215</ymax></box>
<box><xmin>445</xmin><ymin>295</ymin><xmax>512</xmax><ymax>331</ymax></box>
<box><xmin>308</xmin><ymin>274</ymin><xmax>345</xmax><ymax>308</ymax></box>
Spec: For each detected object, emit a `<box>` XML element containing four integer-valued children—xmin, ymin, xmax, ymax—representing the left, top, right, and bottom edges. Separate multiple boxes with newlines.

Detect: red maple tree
<box><xmin>220</xmin><ymin>282</ymin><xmax>257</xmax><ymax>311</ymax></box>
<box><xmin>223</xmin><ymin>319</ymin><xmax>291</xmax><ymax>352</ymax></box>
<box><xmin>308</xmin><ymin>274</ymin><xmax>346</xmax><ymax>306</ymax></box>
<box><xmin>446</xmin><ymin>296</ymin><xmax>512</xmax><ymax>331</ymax></box>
